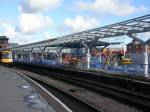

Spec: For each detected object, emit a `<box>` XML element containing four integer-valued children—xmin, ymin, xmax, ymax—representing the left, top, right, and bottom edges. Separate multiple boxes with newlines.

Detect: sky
<box><xmin>0</xmin><ymin>0</ymin><xmax>150</xmax><ymax>45</ymax></box>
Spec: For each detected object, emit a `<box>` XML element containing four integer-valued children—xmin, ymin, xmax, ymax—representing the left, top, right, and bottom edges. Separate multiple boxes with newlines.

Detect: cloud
<box><xmin>0</xmin><ymin>23</ymin><xmax>56</xmax><ymax>45</ymax></box>
<box><xmin>1</xmin><ymin>22</ymin><xmax>17</xmax><ymax>38</ymax></box>
<box><xmin>0</xmin><ymin>22</ymin><xmax>33</xmax><ymax>44</ymax></box>
<box><xmin>64</xmin><ymin>16</ymin><xmax>100</xmax><ymax>32</ymax></box>
<box><xmin>10</xmin><ymin>0</ymin><xmax>59</xmax><ymax>44</ymax></box>
<box><xmin>10</xmin><ymin>35</ymin><xmax>31</xmax><ymax>44</ymax></box>
<box><xmin>75</xmin><ymin>0</ymin><xmax>147</xmax><ymax>16</ymax></box>
<box><xmin>44</xmin><ymin>32</ymin><xmax>55</xmax><ymax>39</ymax></box>
<box><xmin>10</xmin><ymin>32</ymin><xmax>55</xmax><ymax>45</ymax></box>
<box><xmin>16</xmin><ymin>13</ymin><xmax>53</xmax><ymax>34</ymax></box>
<box><xmin>19</xmin><ymin>0</ymin><xmax>62</xmax><ymax>13</ymax></box>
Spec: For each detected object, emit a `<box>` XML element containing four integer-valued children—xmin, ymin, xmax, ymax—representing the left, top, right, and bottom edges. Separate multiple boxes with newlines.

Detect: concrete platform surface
<box><xmin>0</xmin><ymin>65</ymin><xmax>71</xmax><ymax>112</ymax></box>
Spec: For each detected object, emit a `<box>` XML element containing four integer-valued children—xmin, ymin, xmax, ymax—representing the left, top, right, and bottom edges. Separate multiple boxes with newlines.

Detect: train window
<box><xmin>2</xmin><ymin>53</ymin><xmax>12</xmax><ymax>59</ymax></box>
<box><xmin>44</xmin><ymin>54</ymin><xmax>57</xmax><ymax>60</ymax></box>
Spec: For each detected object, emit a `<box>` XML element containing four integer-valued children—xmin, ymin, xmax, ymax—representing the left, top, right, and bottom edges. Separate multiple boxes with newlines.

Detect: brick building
<box><xmin>127</xmin><ymin>39</ymin><xmax>150</xmax><ymax>64</ymax></box>
<box><xmin>0</xmin><ymin>36</ymin><xmax>9</xmax><ymax>50</ymax></box>
<box><xmin>127</xmin><ymin>39</ymin><xmax>150</xmax><ymax>54</ymax></box>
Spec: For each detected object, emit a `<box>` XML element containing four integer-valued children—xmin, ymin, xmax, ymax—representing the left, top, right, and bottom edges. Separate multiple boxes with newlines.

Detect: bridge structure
<box><xmin>11</xmin><ymin>14</ymin><xmax>150</xmax><ymax>77</ymax></box>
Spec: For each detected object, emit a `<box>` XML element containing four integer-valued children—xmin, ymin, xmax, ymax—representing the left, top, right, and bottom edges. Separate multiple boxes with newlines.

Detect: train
<box><xmin>0</xmin><ymin>50</ymin><xmax>13</xmax><ymax>66</ymax></box>
<box><xmin>0</xmin><ymin>48</ymin><xmax>132</xmax><ymax>69</ymax></box>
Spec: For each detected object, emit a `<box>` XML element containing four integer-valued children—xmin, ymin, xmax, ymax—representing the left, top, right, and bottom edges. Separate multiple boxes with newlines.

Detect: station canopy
<box><xmin>48</xmin><ymin>40</ymin><xmax>121</xmax><ymax>48</ymax></box>
<box><xmin>11</xmin><ymin>14</ymin><xmax>150</xmax><ymax>51</ymax></box>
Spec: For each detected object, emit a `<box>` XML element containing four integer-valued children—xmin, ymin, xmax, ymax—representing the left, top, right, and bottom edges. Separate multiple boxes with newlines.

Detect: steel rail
<box><xmin>13</xmin><ymin>62</ymin><xmax>150</xmax><ymax>111</ymax></box>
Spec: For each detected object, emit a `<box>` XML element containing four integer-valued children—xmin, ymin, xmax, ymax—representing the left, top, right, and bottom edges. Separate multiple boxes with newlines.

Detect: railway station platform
<box><xmin>0</xmin><ymin>65</ymin><xmax>71</xmax><ymax>112</ymax></box>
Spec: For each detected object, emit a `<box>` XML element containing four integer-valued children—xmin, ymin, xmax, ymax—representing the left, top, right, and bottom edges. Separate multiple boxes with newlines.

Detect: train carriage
<box><xmin>0</xmin><ymin>50</ymin><xmax>13</xmax><ymax>66</ymax></box>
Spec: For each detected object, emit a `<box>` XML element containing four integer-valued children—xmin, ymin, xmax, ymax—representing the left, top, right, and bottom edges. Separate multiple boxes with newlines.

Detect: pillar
<box><xmin>86</xmin><ymin>48</ymin><xmax>91</xmax><ymax>69</ymax></box>
<box><xmin>143</xmin><ymin>44</ymin><xmax>149</xmax><ymax>77</ymax></box>
<box><xmin>41</xmin><ymin>52</ymin><xmax>44</xmax><ymax>60</ymax></box>
<box><xmin>29</xmin><ymin>53</ymin><xmax>32</xmax><ymax>62</ymax></box>
<box><xmin>59</xmin><ymin>52</ymin><xmax>62</xmax><ymax>63</ymax></box>
<box><xmin>99</xmin><ymin>51</ymin><xmax>102</xmax><ymax>69</ymax></box>
<box><xmin>56</xmin><ymin>48</ymin><xmax>63</xmax><ymax>63</ymax></box>
<box><xmin>14</xmin><ymin>53</ymin><xmax>18</xmax><ymax>60</ymax></box>
<box><xmin>21</xmin><ymin>53</ymin><xmax>23</xmax><ymax>61</ymax></box>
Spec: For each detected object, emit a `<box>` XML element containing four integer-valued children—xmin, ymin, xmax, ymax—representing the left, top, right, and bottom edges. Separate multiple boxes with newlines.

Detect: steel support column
<box><xmin>86</xmin><ymin>48</ymin><xmax>91</xmax><ymax>69</ymax></box>
<box><xmin>99</xmin><ymin>50</ymin><xmax>102</xmax><ymax>69</ymax></box>
<box><xmin>143</xmin><ymin>44</ymin><xmax>149</xmax><ymax>77</ymax></box>
<box><xmin>41</xmin><ymin>52</ymin><xmax>44</xmax><ymax>60</ymax></box>
<box><xmin>21</xmin><ymin>53</ymin><xmax>23</xmax><ymax>61</ymax></box>
<box><xmin>14</xmin><ymin>52</ymin><xmax>18</xmax><ymax>60</ymax></box>
<box><xmin>59</xmin><ymin>52</ymin><xmax>62</xmax><ymax>63</ymax></box>
<box><xmin>81</xmin><ymin>41</ymin><xmax>90</xmax><ymax>69</ymax></box>
<box><xmin>29</xmin><ymin>48</ymin><xmax>33</xmax><ymax>62</ymax></box>
<box><xmin>29</xmin><ymin>53</ymin><xmax>33</xmax><ymax>62</ymax></box>
<box><xmin>40</xmin><ymin>46</ymin><xmax>47</xmax><ymax>61</ymax></box>
<box><xmin>56</xmin><ymin>47</ymin><xmax>64</xmax><ymax>63</ymax></box>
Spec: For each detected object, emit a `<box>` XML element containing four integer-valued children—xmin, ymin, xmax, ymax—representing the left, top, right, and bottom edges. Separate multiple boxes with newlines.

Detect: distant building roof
<box><xmin>9</xmin><ymin>43</ymin><xmax>19</xmax><ymax>48</ymax></box>
<box><xmin>0</xmin><ymin>36</ymin><xmax>8</xmax><ymax>40</ymax></box>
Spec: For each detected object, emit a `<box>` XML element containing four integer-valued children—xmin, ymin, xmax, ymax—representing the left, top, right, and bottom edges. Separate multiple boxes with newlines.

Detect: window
<box><xmin>2</xmin><ymin>53</ymin><xmax>12</xmax><ymax>59</ymax></box>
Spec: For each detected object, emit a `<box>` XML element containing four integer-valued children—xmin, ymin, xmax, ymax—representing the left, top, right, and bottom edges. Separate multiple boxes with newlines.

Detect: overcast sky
<box><xmin>0</xmin><ymin>0</ymin><xmax>149</xmax><ymax>45</ymax></box>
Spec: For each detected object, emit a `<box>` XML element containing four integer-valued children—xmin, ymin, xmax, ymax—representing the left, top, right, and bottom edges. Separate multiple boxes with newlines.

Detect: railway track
<box><xmin>28</xmin><ymin>77</ymin><xmax>102</xmax><ymax>112</ymax></box>
<box><xmin>13</xmin><ymin>62</ymin><xmax>150</xmax><ymax>111</ymax></box>
<box><xmin>11</xmin><ymin>67</ymin><xmax>103</xmax><ymax>112</ymax></box>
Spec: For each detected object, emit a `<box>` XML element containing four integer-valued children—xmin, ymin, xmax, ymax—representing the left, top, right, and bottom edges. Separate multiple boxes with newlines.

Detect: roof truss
<box><xmin>11</xmin><ymin>14</ymin><xmax>150</xmax><ymax>51</ymax></box>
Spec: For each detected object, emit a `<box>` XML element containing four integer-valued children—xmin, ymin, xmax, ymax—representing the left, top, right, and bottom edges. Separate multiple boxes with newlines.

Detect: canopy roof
<box><xmin>11</xmin><ymin>14</ymin><xmax>150</xmax><ymax>51</ymax></box>
<box><xmin>48</xmin><ymin>40</ymin><xmax>121</xmax><ymax>48</ymax></box>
